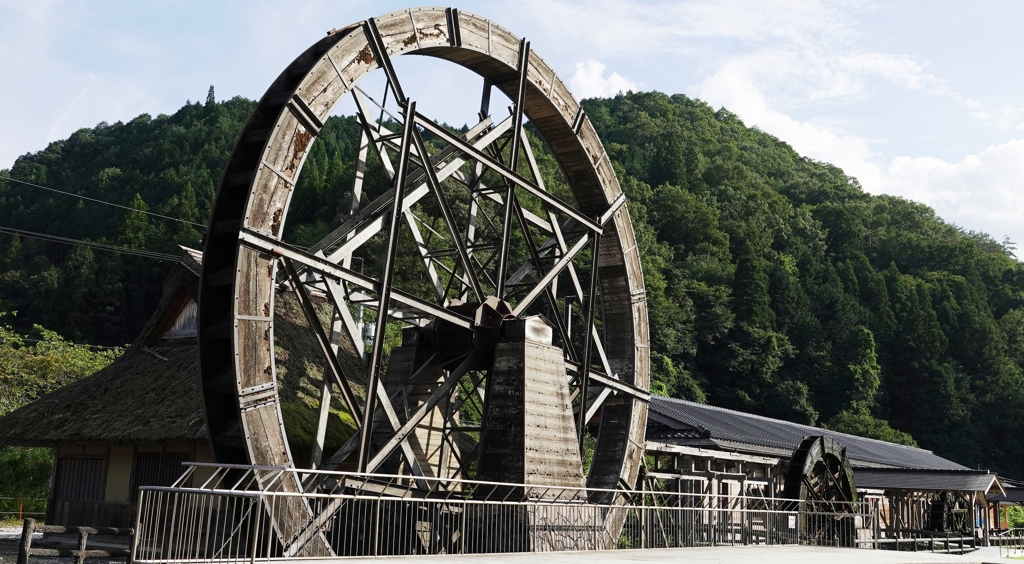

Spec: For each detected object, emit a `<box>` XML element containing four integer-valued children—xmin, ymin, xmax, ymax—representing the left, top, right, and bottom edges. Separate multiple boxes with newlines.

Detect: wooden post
<box><xmin>18</xmin><ymin>518</ymin><xmax>35</xmax><ymax>564</ymax></box>
<box><xmin>985</xmin><ymin>501</ymin><xmax>991</xmax><ymax>547</ymax></box>
<box><xmin>77</xmin><ymin>530</ymin><xmax>88</xmax><ymax>564</ymax></box>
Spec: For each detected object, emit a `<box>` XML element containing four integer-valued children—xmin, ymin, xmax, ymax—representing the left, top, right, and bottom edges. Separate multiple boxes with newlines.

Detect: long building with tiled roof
<box><xmin>647</xmin><ymin>395</ymin><xmax>967</xmax><ymax>470</ymax></box>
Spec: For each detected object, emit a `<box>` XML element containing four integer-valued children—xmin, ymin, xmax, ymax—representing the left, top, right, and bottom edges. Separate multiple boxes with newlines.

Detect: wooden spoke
<box><xmin>413</xmin><ymin>113</ymin><xmax>603</xmax><ymax>234</ymax></box>
<box><xmin>576</xmin><ymin>227</ymin><xmax>602</xmax><ymax>444</ymax></box>
<box><xmin>314</xmin><ymin>116</ymin><xmax>516</xmax><ymax>266</ymax></box>
<box><xmin>310</xmin><ymin>278</ymin><xmax>366</xmax><ymax>469</ymax></box>
<box><xmin>410</xmin><ymin>125</ymin><xmax>484</xmax><ymax>301</ymax></box>
<box><xmin>512</xmin><ymin>234</ymin><xmax>590</xmax><ymax>316</ymax></box>
<box><xmin>496</xmin><ymin>39</ymin><xmax>531</xmax><ymax>298</ymax></box>
<box><xmin>279</xmin><ymin>257</ymin><xmax>363</xmax><ymax>423</ymax></box>
<box><xmin>583</xmin><ymin>387</ymin><xmax>613</xmax><ymax>425</ymax></box>
<box><xmin>366</xmin><ymin>353</ymin><xmax>477</xmax><ymax>473</ymax></box>
<box><xmin>239</xmin><ymin>228</ymin><xmax>472</xmax><ymax>329</ymax></box>
<box><xmin>359</xmin><ymin>102</ymin><xmax>417</xmax><ymax>472</ymax></box>
<box><xmin>364</xmin><ymin>18</ymin><xmax>407</xmax><ymax>105</ymax></box>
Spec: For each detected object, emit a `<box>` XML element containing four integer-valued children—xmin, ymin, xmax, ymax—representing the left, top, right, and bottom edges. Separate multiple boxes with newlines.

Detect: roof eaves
<box><xmin>653</xmin><ymin>396</ymin><xmax>939</xmax><ymax>456</ymax></box>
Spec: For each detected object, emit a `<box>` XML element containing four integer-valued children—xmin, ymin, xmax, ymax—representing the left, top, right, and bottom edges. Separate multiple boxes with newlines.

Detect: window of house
<box><xmin>53</xmin><ymin>458</ymin><xmax>106</xmax><ymax>502</ymax></box>
<box><xmin>162</xmin><ymin>299</ymin><xmax>197</xmax><ymax>338</ymax></box>
<box><xmin>130</xmin><ymin>452</ymin><xmax>190</xmax><ymax>500</ymax></box>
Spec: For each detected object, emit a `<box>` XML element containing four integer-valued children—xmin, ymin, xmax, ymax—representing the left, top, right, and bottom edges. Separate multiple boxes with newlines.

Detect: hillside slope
<box><xmin>2</xmin><ymin>91</ymin><xmax>1022</xmax><ymax>475</ymax></box>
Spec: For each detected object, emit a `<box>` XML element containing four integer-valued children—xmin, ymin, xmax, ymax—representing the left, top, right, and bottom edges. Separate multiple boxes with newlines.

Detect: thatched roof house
<box><xmin>0</xmin><ymin>250</ymin><xmax>206</xmax><ymax>448</ymax></box>
<box><xmin>0</xmin><ymin>249</ymin><xmax>210</xmax><ymax>527</ymax></box>
<box><xmin>0</xmin><ymin>344</ymin><xmax>205</xmax><ymax>448</ymax></box>
<box><xmin>0</xmin><ymin>247</ymin><xmax>356</xmax><ymax>528</ymax></box>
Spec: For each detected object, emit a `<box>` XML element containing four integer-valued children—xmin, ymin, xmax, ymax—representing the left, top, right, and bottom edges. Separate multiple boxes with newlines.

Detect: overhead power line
<box><xmin>0</xmin><ymin>335</ymin><xmax>123</xmax><ymax>351</ymax></box>
<box><xmin>0</xmin><ymin>176</ymin><xmax>207</xmax><ymax>229</ymax></box>
<box><xmin>0</xmin><ymin>225</ymin><xmax>181</xmax><ymax>262</ymax></box>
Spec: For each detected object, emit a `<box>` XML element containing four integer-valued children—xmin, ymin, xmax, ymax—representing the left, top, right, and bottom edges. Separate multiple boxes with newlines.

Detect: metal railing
<box><xmin>132</xmin><ymin>463</ymin><xmax>876</xmax><ymax>562</ymax></box>
<box><xmin>997</xmin><ymin>527</ymin><xmax>1024</xmax><ymax>558</ymax></box>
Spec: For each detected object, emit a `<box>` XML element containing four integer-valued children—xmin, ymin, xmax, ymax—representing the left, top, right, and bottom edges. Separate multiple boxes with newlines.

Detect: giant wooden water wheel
<box><xmin>197</xmin><ymin>6</ymin><xmax>649</xmax><ymax>553</ymax></box>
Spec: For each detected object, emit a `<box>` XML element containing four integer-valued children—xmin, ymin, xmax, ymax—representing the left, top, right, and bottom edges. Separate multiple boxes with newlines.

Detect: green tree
<box><xmin>650</xmin><ymin>353</ymin><xmax>706</xmax><ymax>402</ymax></box>
<box><xmin>0</xmin><ymin>312</ymin><xmax>120</xmax><ymax>521</ymax></box>
<box><xmin>50</xmin><ymin>246</ymin><xmax>98</xmax><ymax>341</ymax></box>
<box><xmin>825</xmin><ymin>410</ymin><xmax>917</xmax><ymax>446</ymax></box>
<box><xmin>842</xmin><ymin>326</ymin><xmax>881</xmax><ymax>413</ymax></box>
<box><xmin>0</xmin><ymin>447</ymin><xmax>52</xmax><ymax>523</ymax></box>
<box><xmin>117</xmin><ymin>193</ymin><xmax>151</xmax><ymax>250</ymax></box>
<box><xmin>0</xmin><ymin>234</ymin><xmax>22</xmax><ymax>272</ymax></box>
<box><xmin>0</xmin><ymin>313</ymin><xmax>120</xmax><ymax>416</ymax></box>
<box><xmin>167</xmin><ymin>182</ymin><xmax>201</xmax><ymax>246</ymax></box>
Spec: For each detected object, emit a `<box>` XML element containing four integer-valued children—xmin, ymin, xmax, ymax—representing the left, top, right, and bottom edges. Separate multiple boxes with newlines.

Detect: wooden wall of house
<box><xmin>46</xmin><ymin>442</ymin><xmax>215</xmax><ymax>528</ymax></box>
<box><xmin>105</xmin><ymin>446</ymin><xmax>133</xmax><ymax>503</ymax></box>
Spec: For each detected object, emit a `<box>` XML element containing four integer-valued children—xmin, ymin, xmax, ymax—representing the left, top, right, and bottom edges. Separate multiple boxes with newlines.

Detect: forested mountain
<box><xmin>2</xmin><ymin>91</ymin><xmax>1023</xmax><ymax>476</ymax></box>
<box><xmin>0</xmin><ymin>93</ymin><xmax>253</xmax><ymax>344</ymax></box>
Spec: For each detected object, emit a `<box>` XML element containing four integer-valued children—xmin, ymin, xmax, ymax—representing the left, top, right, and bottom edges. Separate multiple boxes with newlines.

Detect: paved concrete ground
<box><xmin>330</xmin><ymin>546</ymin><xmax>1024</xmax><ymax>564</ymax></box>
<box><xmin>6</xmin><ymin>527</ymin><xmax>1023</xmax><ymax>564</ymax></box>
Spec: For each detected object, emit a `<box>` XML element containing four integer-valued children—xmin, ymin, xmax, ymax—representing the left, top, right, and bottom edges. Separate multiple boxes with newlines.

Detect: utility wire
<box><xmin>0</xmin><ymin>335</ymin><xmax>123</xmax><ymax>351</ymax></box>
<box><xmin>0</xmin><ymin>177</ymin><xmax>207</xmax><ymax>229</ymax></box>
<box><xmin>0</xmin><ymin>225</ymin><xmax>181</xmax><ymax>262</ymax></box>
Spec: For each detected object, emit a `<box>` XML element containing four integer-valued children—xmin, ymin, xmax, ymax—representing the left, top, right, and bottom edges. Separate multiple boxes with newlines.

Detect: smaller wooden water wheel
<box><xmin>928</xmin><ymin>492</ymin><xmax>971</xmax><ymax>534</ymax></box>
<box><xmin>783</xmin><ymin>436</ymin><xmax>858</xmax><ymax>546</ymax></box>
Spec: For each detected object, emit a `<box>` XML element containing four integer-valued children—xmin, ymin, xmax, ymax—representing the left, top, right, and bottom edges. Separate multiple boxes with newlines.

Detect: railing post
<box><xmin>130</xmin><ymin>489</ymin><xmax>143</xmax><ymax>564</ymax></box>
<box><xmin>639</xmin><ymin>502</ymin><xmax>645</xmax><ymax>549</ymax></box>
<box><xmin>17</xmin><ymin>518</ymin><xmax>35</xmax><ymax>564</ymax></box>
<box><xmin>248</xmin><ymin>497</ymin><xmax>257</xmax><ymax>564</ymax></box>
<box><xmin>460</xmin><ymin>501</ymin><xmax>467</xmax><ymax>554</ymax></box>
<box><xmin>745</xmin><ymin>511</ymin><xmax>753</xmax><ymax>548</ymax></box>
<box><xmin>374</xmin><ymin>499</ymin><xmax>381</xmax><ymax>556</ymax></box>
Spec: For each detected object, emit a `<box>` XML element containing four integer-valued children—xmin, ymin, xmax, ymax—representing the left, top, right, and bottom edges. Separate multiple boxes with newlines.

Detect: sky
<box><xmin>2</xmin><ymin>0</ymin><xmax>1024</xmax><ymax>253</ymax></box>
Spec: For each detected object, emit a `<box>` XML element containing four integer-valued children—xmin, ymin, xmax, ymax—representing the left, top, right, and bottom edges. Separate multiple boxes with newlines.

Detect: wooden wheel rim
<box><xmin>197</xmin><ymin>7</ymin><xmax>648</xmax><ymax>496</ymax></box>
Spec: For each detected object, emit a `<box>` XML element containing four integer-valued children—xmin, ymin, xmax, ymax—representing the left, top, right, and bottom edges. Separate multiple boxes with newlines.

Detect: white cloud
<box><xmin>569</xmin><ymin>60</ymin><xmax>637</xmax><ymax>100</ymax></box>
<box><xmin>698</xmin><ymin>70</ymin><xmax>884</xmax><ymax>189</ymax></box>
<box><xmin>883</xmin><ymin>140</ymin><xmax>1024</xmax><ymax>244</ymax></box>
<box><xmin>514</xmin><ymin>0</ymin><xmax>948</xmax><ymax>108</ymax></box>
<box><xmin>962</xmin><ymin>100</ymin><xmax>1024</xmax><ymax>132</ymax></box>
<box><xmin>699</xmin><ymin>70</ymin><xmax>1024</xmax><ymax>251</ymax></box>
<box><xmin>534</xmin><ymin>0</ymin><xmax>1024</xmax><ymax>249</ymax></box>
<box><xmin>995</xmin><ymin>103</ymin><xmax>1024</xmax><ymax>131</ymax></box>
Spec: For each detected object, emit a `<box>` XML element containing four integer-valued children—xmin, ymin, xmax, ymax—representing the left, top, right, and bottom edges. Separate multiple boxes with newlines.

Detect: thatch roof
<box><xmin>0</xmin><ymin>247</ymin><xmax>357</xmax><ymax>456</ymax></box>
<box><xmin>0</xmin><ymin>248</ymin><xmax>208</xmax><ymax>447</ymax></box>
<box><xmin>0</xmin><ymin>338</ymin><xmax>206</xmax><ymax>447</ymax></box>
